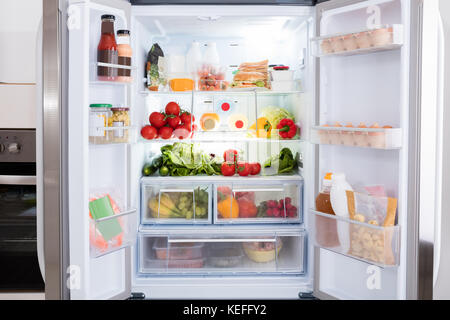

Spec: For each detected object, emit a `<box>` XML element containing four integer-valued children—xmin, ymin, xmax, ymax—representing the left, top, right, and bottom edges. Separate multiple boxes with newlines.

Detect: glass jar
<box><xmin>117</xmin><ymin>29</ymin><xmax>132</xmax><ymax>82</ymax></box>
<box><xmin>89</xmin><ymin>104</ymin><xmax>112</xmax><ymax>144</ymax></box>
<box><xmin>108</xmin><ymin>107</ymin><xmax>130</xmax><ymax>143</ymax></box>
<box><xmin>97</xmin><ymin>15</ymin><xmax>118</xmax><ymax>81</ymax></box>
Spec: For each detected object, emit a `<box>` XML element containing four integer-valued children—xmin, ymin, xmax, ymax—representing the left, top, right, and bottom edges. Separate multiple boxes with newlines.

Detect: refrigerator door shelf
<box><xmin>310</xmin><ymin>126</ymin><xmax>402</xmax><ymax>150</ymax></box>
<box><xmin>310</xmin><ymin>210</ymin><xmax>400</xmax><ymax>268</ymax></box>
<box><xmin>311</xmin><ymin>24</ymin><xmax>404</xmax><ymax>57</ymax></box>
<box><xmin>141</xmin><ymin>182</ymin><xmax>212</xmax><ymax>225</ymax></box>
<box><xmin>90</xmin><ymin>62</ymin><xmax>135</xmax><ymax>85</ymax></box>
<box><xmin>138</xmin><ymin>231</ymin><xmax>305</xmax><ymax>276</ymax></box>
<box><xmin>89</xmin><ymin>126</ymin><xmax>137</xmax><ymax>145</ymax></box>
<box><xmin>214</xmin><ymin>181</ymin><xmax>303</xmax><ymax>224</ymax></box>
<box><xmin>90</xmin><ymin>208</ymin><xmax>137</xmax><ymax>259</ymax></box>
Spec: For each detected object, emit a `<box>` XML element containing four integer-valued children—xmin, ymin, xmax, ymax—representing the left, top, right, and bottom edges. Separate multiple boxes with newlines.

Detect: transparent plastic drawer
<box><xmin>214</xmin><ymin>181</ymin><xmax>303</xmax><ymax>224</ymax></box>
<box><xmin>141</xmin><ymin>180</ymin><xmax>212</xmax><ymax>224</ymax></box>
<box><xmin>89</xmin><ymin>208</ymin><xmax>137</xmax><ymax>258</ymax></box>
<box><xmin>310</xmin><ymin>210</ymin><xmax>400</xmax><ymax>267</ymax></box>
<box><xmin>138</xmin><ymin>230</ymin><xmax>305</xmax><ymax>275</ymax></box>
<box><xmin>311</xmin><ymin>24</ymin><xmax>403</xmax><ymax>57</ymax></box>
<box><xmin>311</xmin><ymin>126</ymin><xmax>402</xmax><ymax>150</ymax></box>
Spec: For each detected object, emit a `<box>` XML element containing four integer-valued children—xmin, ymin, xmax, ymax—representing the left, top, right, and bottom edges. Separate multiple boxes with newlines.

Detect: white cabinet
<box><xmin>0</xmin><ymin>0</ymin><xmax>42</xmax><ymax>83</ymax></box>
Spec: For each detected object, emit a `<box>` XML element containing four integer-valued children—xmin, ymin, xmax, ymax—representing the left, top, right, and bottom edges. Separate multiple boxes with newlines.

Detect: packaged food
<box><xmin>227</xmin><ymin>114</ymin><xmax>249</xmax><ymax>131</ymax></box>
<box><xmin>243</xmin><ymin>238</ymin><xmax>283</xmax><ymax>263</ymax></box>
<box><xmin>346</xmin><ymin>190</ymin><xmax>398</xmax><ymax>265</ymax></box>
<box><xmin>97</xmin><ymin>15</ymin><xmax>118</xmax><ymax>81</ymax></box>
<box><xmin>200</xmin><ymin>113</ymin><xmax>220</xmax><ymax>131</ymax></box>
<box><xmin>117</xmin><ymin>29</ymin><xmax>132</xmax><ymax>82</ymax></box>
<box><xmin>207</xmin><ymin>244</ymin><xmax>243</xmax><ymax>268</ymax></box>
<box><xmin>89</xmin><ymin>104</ymin><xmax>112</xmax><ymax>144</ymax></box>
<box><xmin>108</xmin><ymin>107</ymin><xmax>130</xmax><ymax>143</ymax></box>
<box><xmin>231</xmin><ymin>60</ymin><xmax>270</xmax><ymax>89</ymax></box>
<box><xmin>169</xmin><ymin>78</ymin><xmax>194</xmax><ymax>91</ymax></box>
<box><xmin>270</xmin><ymin>67</ymin><xmax>294</xmax><ymax>81</ymax></box>
<box><xmin>146</xmin><ymin>43</ymin><xmax>165</xmax><ymax>91</ymax></box>
<box><xmin>145</xmin><ymin>258</ymin><xmax>204</xmax><ymax>269</ymax></box>
<box><xmin>197</xmin><ymin>65</ymin><xmax>228</xmax><ymax>91</ymax></box>
<box><xmin>153</xmin><ymin>239</ymin><xmax>204</xmax><ymax>260</ymax></box>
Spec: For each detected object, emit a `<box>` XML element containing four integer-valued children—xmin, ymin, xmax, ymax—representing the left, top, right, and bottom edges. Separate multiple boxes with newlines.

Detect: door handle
<box><xmin>0</xmin><ymin>175</ymin><xmax>36</xmax><ymax>185</ymax></box>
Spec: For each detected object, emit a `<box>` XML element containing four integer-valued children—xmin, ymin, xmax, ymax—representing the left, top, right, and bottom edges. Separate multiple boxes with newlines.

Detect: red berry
<box><xmin>267</xmin><ymin>200</ymin><xmax>277</xmax><ymax>208</ymax></box>
<box><xmin>273</xmin><ymin>209</ymin><xmax>281</xmax><ymax>217</ymax></box>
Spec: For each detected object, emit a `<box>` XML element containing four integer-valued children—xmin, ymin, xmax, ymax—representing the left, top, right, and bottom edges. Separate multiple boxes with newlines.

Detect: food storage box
<box><xmin>270</xmin><ymin>70</ymin><xmax>294</xmax><ymax>82</ymax></box>
<box><xmin>311</xmin><ymin>24</ymin><xmax>404</xmax><ymax>57</ymax></box>
<box><xmin>138</xmin><ymin>230</ymin><xmax>305</xmax><ymax>275</ymax></box>
<box><xmin>311</xmin><ymin>126</ymin><xmax>402</xmax><ymax>149</ymax></box>
<box><xmin>89</xmin><ymin>208</ymin><xmax>137</xmax><ymax>258</ymax></box>
<box><xmin>214</xmin><ymin>180</ymin><xmax>303</xmax><ymax>224</ymax></box>
<box><xmin>310</xmin><ymin>209</ymin><xmax>400</xmax><ymax>267</ymax></box>
<box><xmin>141</xmin><ymin>179</ymin><xmax>212</xmax><ymax>224</ymax></box>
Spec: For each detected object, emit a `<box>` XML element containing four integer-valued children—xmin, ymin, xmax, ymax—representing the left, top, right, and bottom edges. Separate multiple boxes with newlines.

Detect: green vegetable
<box><xmin>152</xmin><ymin>156</ymin><xmax>163</xmax><ymax>168</ymax></box>
<box><xmin>261</xmin><ymin>106</ymin><xmax>295</xmax><ymax>129</ymax></box>
<box><xmin>255</xmin><ymin>80</ymin><xmax>265</xmax><ymax>87</ymax></box>
<box><xmin>142</xmin><ymin>163</ymin><xmax>157</xmax><ymax>176</ymax></box>
<box><xmin>159</xmin><ymin>166</ymin><xmax>169</xmax><ymax>176</ymax></box>
<box><xmin>263</xmin><ymin>148</ymin><xmax>298</xmax><ymax>175</ymax></box>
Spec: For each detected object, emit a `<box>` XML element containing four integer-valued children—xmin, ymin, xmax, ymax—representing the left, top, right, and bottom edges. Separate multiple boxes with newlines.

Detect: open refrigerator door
<box><xmin>311</xmin><ymin>0</ymin><xmax>422</xmax><ymax>300</ymax></box>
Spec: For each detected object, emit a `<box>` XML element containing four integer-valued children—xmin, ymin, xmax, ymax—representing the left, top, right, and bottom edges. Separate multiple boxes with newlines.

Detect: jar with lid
<box><xmin>89</xmin><ymin>104</ymin><xmax>112</xmax><ymax>144</ymax></box>
<box><xmin>97</xmin><ymin>15</ymin><xmax>118</xmax><ymax>81</ymax></box>
<box><xmin>117</xmin><ymin>29</ymin><xmax>132</xmax><ymax>82</ymax></box>
<box><xmin>108</xmin><ymin>107</ymin><xmax>130</xmax><ymax>142</ymax></box>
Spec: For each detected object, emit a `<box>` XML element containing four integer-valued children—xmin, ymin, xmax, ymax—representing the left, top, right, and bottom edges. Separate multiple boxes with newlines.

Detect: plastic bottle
<box><xmin>203</xmin><ymin>42</ymin><xmax>220</xmax><ymax>66</ymax></box>
<box><xmin>186</xmin><ymin>41</ymin><xmax>202</xmax><ymax>75</ymax></box>
<box><xmin>330</xmin><ymin>173</ymin><xmax>353</xmax><ymax>217</ymax></box>
<box><xmin>315</xmin><ymin>172</ymin><xmax>335</xmax><ymax>215</ymax></box>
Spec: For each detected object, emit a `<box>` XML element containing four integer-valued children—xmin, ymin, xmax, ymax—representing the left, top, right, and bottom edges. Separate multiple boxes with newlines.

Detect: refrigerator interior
<box><xmin>67</xmin><ymin>1</ymin><xmax>410</xmax><ymax>300</ymax></box>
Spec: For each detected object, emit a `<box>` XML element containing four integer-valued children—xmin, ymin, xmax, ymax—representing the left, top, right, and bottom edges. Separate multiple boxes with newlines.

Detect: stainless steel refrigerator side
<box><xmin>42</xmin><ymin>0</ymin><xmax>70</xmax><ymax>300</ymax></box>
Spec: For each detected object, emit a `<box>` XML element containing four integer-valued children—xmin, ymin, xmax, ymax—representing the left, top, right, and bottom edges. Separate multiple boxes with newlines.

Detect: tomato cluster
<box><xmin>140</xmin><ymin>102</ymin><xmax>197</xmax><ymax>140</ymax></box>
<box><xmin>220</xmin><ymin>149</ymin><xmax>261</xmax><ymax>177</ymax></box>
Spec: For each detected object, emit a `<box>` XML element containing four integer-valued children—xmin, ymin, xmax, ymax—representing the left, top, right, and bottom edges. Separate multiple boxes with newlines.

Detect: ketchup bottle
<box><xmin>97</xmin><ymin>14</ymin><xmax>118</xmax><ymax>81</ymax></box>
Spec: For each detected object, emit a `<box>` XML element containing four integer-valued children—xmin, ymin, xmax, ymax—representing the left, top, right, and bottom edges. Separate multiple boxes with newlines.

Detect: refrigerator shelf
<box><xmin>310</xmin><ymin>210</ymin><xmax>400</xmax><ymax>268</ymax></box>
<box><xmin>214</xmin><ymin>181</ymin><xmax>303</xmax><ymax>224</ymax></box>
<box><xmin>311</xmin><ymin>126</ymin><xmax>402</xmax><ymax>150</ymax></box>
<box><xmin>140</xmin><ymin>89</ymin><xmax>304</xmax><ymax>96</ymax></box>
<box><xmin>138</xmin><ymin>135</ymin><xmax>305</xmax><ymax>143</ymax></box>
<box><xmin>89</xmin><ymin>126</ymin><xmax>138</xmax><ymax>145</ymax></box>
<box><xmin>311</xmin><ymin>24</ymin><xmax>404</xmax><ymax>58</ymax></box>
<box><xmin>89</xmin><ymin>208</ymin><xmax>137</xmax><ymax>258</ymax></box>
<box><xmin>140</xmin><ymin>175</ymin><xmax>303</xmax><ymax>183</ymax></box>
<box><xmin>141</xmin><ymin>181</ymin><xmax>212</xmax><ymax>225</ymax></box>
<box><xmin>138</xmin><ymin>231</ymin><xmax>305</xmax><ymax>275</ymax></box>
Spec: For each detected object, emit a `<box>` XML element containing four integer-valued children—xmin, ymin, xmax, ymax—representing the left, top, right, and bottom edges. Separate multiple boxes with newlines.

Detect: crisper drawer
<box><xmin>138</xmin><ymin>230</ymin><xmax>305</xmax><ymax>275</ymax></box>
<box><xmin>141</xmin><ymin>180</ymin><xmax>212</xmax><ymax>224</ymax></box>
<box><xmin>214</xmin><ymin>180</ymin><xmax>303</xmax><ymax>224</ymax></box>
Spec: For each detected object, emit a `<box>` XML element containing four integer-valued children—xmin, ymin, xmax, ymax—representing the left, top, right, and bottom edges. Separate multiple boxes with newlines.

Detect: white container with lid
<box><xmin>186</xmin><ymin>41</ymin><xmax>203</xmax><ymax>75</ymax></box>
<box><xmin>89</xmin><ymin>104</ymin><xmax>112</xmax><ymax>142</ymax></box>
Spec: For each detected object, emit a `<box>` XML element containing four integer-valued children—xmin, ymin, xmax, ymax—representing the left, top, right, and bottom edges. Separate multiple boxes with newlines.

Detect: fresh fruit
<box><xmin>223</xmin><ymin>149</ymin><xmax>239</xmax><ymax>163</ymax></box>
<box><xmin>249</xmin><ymin>162</ymin><xmax>261</xmax><ymax>175</ymax></box>
<box><xmin>173</xmin><ymin>124</ymin><xmax>191</xmax><ymax>139</ymax></box>
<box><xmin>167</xmin><ymin>115</ymin><xmax>181</xmax><ymax>129</ymax></box>
<box><xmin>165</xmin><ymin>102</ymin><xmax>181</xmax><ymax>116</ymax></box>
<box><xmin>235</xmin><ymin>192</ymin><xmax>255</xmax><ymax>202</ymax></box>
<box><xmin>237</xmin><ymin>198</ymin><xmax>257</xmax><ymax>218</ymax></box>
<box><xmin>180</xmin><ymin>112</ymin><xmax>195</xmax><ymax>125</ymax></box>
<box><xmin>149</xmin><ymin>112</ymin><xmax>167</xmax><ymax>128</ymax></box>
<box><xmin>237</xmin><ymin>162</ymin><xmax>250</xmax><ymax>176</ymax></box>
<box><xmin>221</xmin><ymin>162</ymin><xmax>236</xmax><ymax>176</ymax></box>
<box><xmin>159</xmin><ymin>166</ymin><xmax>169</xmax><ymax>176</ymax></box>
<box><xmin>140</xmin><ymin>125</ymin><xmax>158</xmax><ymax>140</ymax></box>
<box><xmin>217</xmin><ymin>195</ymin><xmax>239</xmax><ymax>219</ymax></box>
<box><xmin>159</xmin><ymin>126</ymin><xmax>173</xmax><ymax>140</ymax></box>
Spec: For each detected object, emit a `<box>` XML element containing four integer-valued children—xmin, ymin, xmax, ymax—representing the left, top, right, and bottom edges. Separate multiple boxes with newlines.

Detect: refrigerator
<box><xmin>37</xmin><ymin>0</ymin><xmax>450</xmax><ymax>300</ymax></box>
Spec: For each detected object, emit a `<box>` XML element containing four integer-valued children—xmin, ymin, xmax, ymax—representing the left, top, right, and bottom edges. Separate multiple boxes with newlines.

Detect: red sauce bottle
<box><xmin>97</xmin><ymin>14</ymin><xmax>118</xmax><ymax>81</ymax></box>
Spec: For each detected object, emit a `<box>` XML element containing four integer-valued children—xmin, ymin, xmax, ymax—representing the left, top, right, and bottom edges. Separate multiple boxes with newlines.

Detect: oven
<box><xmin>0</xmin><ymin>129</ymin><xmax>44</xmax><ymax>293</ymax></box>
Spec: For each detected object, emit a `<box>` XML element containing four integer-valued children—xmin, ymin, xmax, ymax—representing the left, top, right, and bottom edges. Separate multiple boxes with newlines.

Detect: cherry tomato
<box><xmin>221</xmin><ymin>162</ymin><xmax>236</xmax><ymax>176</ymax></box>
<box><xmin>158</xmin><ymin>126</ymin><xmax>173</xmax><ymax>140</ymax></box>
<box><xmin>223</xmin><ymin>149</ymin><xmax>239</xmax><ymax>163</ymax></box>
<box><xmin>237</xmin><ymin>162</ymin><xmax>250</xmax><ymax>176</ymax></box>
<box><xmin>167</xmin><ymin>115</ymin><xmax>181</xmax><ymax>129</ymax></box>
<box><xmin>180</xmin><ymin>112</ymin><xmax>195</xmax><ymax>124</ymax></box>
<box><xmin>149</xmin><ymin>112</ymin><xmax>167</xmax><ymax>128</ymax></box>
<box><xmin>173</xmin><ymin>124</ymin><xmax>191</xmax><ymax>139</ymax></box>
<box><xmin>165</xmin><ymin>102</ymin><xmax>180</xmax><ymax>116</ymax></box>
<box><xmin>140</xmin><ymin>125</ymin><xmax>158</xmax><ymax>140</ymax></box>
<box><xmin>249</xmin><ymin>162</ymin><xmax>261</xmax><ymax>175</ymax></box>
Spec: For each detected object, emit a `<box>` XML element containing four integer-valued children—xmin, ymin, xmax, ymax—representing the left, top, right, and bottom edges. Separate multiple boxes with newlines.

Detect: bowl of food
<box><xmin>243</xmin><ymin>238</ymin><xmax>283</xmax><ymax>263</ymax></box>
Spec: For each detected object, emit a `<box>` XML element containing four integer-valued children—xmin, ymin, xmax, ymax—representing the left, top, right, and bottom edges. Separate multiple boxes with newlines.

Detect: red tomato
<box><xmin>167</xmin><ymin>115</ymin><xmax>181</xmax><ymax>129</ymax></box>
<box><xmin>165</xmin><ymin>102</ymin><xmax>180</xmax><ymax>116</ymax></box>
<box><xmin>158</xmin><ymin>126</ymin><xmax>173</xmax><ymax>139</ymax></box>
<box><xmin>149</xmin><ymin>112</ymin><xmax>167</xmax><ymax>128</ymax></box>
<box><xmin>221</xmin><ymin>162</ymin><xmax>236</xmax><ymax>176</ymax></box>
<box><xmin>173</xmin><ymin>124</ymin><xmax>191</xmax><ymax>139</ymax></box>
<box><xmin>223</xmin><ymin>149</ymin><xmax>239</xmax><ymax>163</ymax></box>
<box><xmin>237</xmin><ymin>162</ymin><xmax>250</xmax><ymax>176</ymax></box>
<box><xmin>217</xmin><ymin>186</ymin><xmax>232</xmax><ymax>196</ymax></box>
<box><xmin>249</xmin><ymin>162</ymin><xmax>261</xmax><ymax>175</ymax></box>
<box><xmin>140</xmin><ymin>125</ymin><xmax>158</xmax><ymax>140</ymax></box>
<box><xmin>180</xmin><ymin>112</ymin><xmax>195</xmax><ymax>124</ymax></box>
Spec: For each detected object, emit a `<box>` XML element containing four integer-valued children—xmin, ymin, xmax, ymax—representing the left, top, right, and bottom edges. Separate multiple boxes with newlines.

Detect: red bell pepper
<box><xmin>277</xmin><ymin>118</ymin><xmax>297</xmax><ymax>139</ymax></box>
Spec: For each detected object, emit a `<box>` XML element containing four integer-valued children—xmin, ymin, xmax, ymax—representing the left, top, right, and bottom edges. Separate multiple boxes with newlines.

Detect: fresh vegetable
<box><xmin>159</xmin><ymin>143</ymin><xmax>222</xmax><ymax>177</ymax></box>
<box><xmin>217</xmin><ymin>195</ymin><xmax>239</xmax><ymax>219</ymax></box>
<box><xmin>159</xmin><ymin>166</ymin><xmax>169</xmax><ymax>176</ymax></box>
<box><xmin>263</xmin><ymin>148</ymin><xmax>298</xmax><ymax>175</ymax></box>
<box><xmin>142</xmin><ymin>163</ymin><xmax>157</xmax><ymax>176</ymax></box>
<box><xmin>261</xmin><ymin>106</ymin><xmax>295</xmax><ymax>129</ymax></box>
<box><xmin>217</xmin><ymin>186</ymin><xmax>232</xmax><ymax>196</ymax></box>
<box><xmin>152</xmin><ymin>156</ymin><xmax>163</xmax><ymax>169</ymax></box>
<box><xmin>173</xmin><ymin>124</ymin><xmax>191</xmax><ymax>139</ymax></box>
<box><xmin>249</xmin><ymin>117</ymin><xmax>272</xmax><ymax>138</ymax></box>
<box><xmin>159</xmin><ymin>126</ymin><xmax>174</xmax><ymax>139</ymax></box>
<box><xmin>223</xmin><ymin>149</ymin><xmax>239</xmax><ymax>163</ymax></box>
<box><xmin>141</xmin><ymin>125</ymin><xmax>158</xmax><ymax>140</ymax></box>
<box><xmin>237</xmin><ymin>162</ymin><xmax>250</xmax><ymax>176</ymax></box>
<box><xmin>167</xmin><ymin>115</ymin><xmax>181</xmax><ymax>129</ymax></box>
<box><xmin>277</xmin><ymin>118</ymin><xmax>297</xmax><ymax>139</ymax></box>
<box><xmin>165</xmin><ymin>102</ymin><xmax>181</xmax><ymax>116</ymax></box>
<box><xmin>221</xmin><ymin>162</ymin><xmax>236</xmax><ymax>176</ymax></box>
<box><xmin>249</xmin><ymin>163</ymin><xmax>261</xmax><ymax>175</ymax></box>
<box><xmin>180</xmin><ymin>112</ymin><xmax>195</xmax><ymax>125</ymax></box>
<box><xmin>235</xmin><ymin>191</ymin><xmax>255</xmax><ymax>203</ymax></box>
<box><xmin>149</xmin><ymin>112</ymin><xmax>167</xmax><ymax>128</ymax></box>
<box><xmin>237</xmin><ymin>198</ymin><xmax>257</xmax><ymax>218</ymax></box>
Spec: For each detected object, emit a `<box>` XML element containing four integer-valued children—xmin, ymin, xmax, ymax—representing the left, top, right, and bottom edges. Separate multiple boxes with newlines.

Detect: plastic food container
<box><xmin>271</xmin><ymin>81</ymin><xmax>296</xmax><ymax>91</ymax></box>
<box><xmin>270</xmin><ymin>69</ymin><xmax>294</xmax><ymax>82</ymax></box>
<box><xmin>153</xmin><ymin>239</ymin><xmax>204</xmax><ymax>260</ymax></box>
<box><xmin>89</xmin><ymin>104</ymin><xmax>112</xmax><ymax>144</ymax></box>
<box><xmin>207</xmin><ymin>244</ymin><xmax>243</xmax><ymax>268</ymax></box>
<box><xmin>197</xmin><ymin>65</ymin><xmax>228</xmax><ymax>91</ymax></box>
<box><xmin>145</xmin><ymin>258</ymin><xmax>204</xmax><ymax>269</ymax></box>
